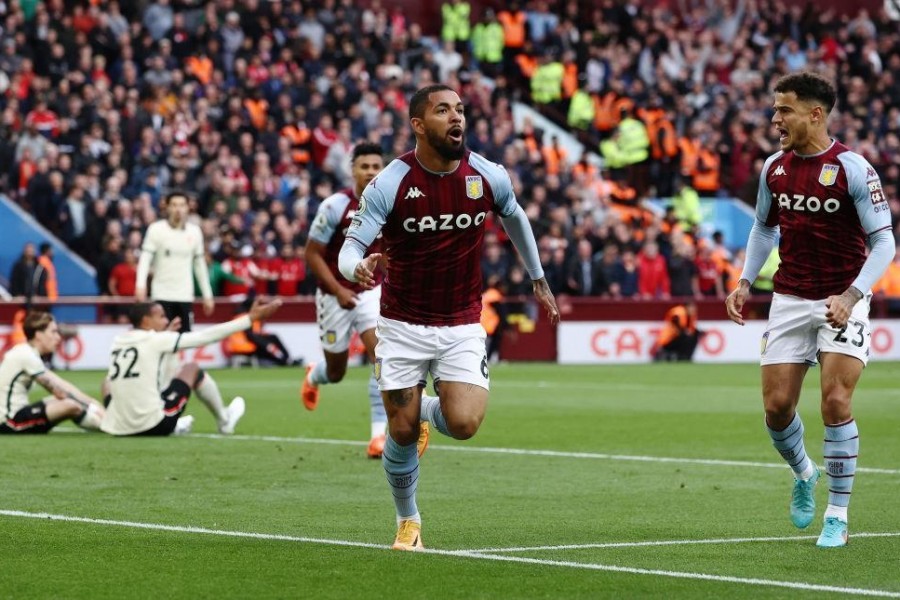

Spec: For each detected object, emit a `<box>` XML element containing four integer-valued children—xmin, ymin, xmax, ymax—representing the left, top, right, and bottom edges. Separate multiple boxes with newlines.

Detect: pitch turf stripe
<box><xmin>466</xmin><ymin>531</ymin><xmax>900</xmax><ymax>553</ymax></box>
<box><xmin>180</xmin><ymin>432</ymin><xmax>900</xmax><ymax>476</ymax></box>
<box><xmin>2</xmin><ymin>510</ymin><xmax>899</xmax><ymax>598</ymax></box>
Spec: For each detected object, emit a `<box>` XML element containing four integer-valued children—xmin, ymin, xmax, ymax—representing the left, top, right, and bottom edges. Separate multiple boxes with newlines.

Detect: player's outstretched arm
<box><xmin>532</xmin><ymin>277</ymin><xmax>560</xmax><ymax>325</ymax></box>
<box><xmin>248</xmin><ymin>297</ymin><xmax>284</xmax><ymax>322</ymax></box>
<box><xmin>174</xmin><ymin>298</ymin><xmax>283</xmax><ymax>351</ymax></box>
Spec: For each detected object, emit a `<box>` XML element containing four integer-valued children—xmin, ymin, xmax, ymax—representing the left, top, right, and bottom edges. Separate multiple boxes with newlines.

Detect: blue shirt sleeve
<box><xmin>838</xmin><ymin>151</ymin><xmax>893</xmax><ymax>235</ymax></box>
<box><xmin>468</xmin><ymin>152</ymin><xmax>518</xmax><ymax>217</ymax></box>
<box><xmin>755</xmin><ymin>152</ymin><xmax>781</xmax><ymax>227</ymax></box>
<box><xmin>308</xmin><ymin>193</ymin><xmax>350</xmax><ymax>245</ymax></box>
<box><xmin>345</xmin><ymin>160</ymin><xmax>409</xmax><ymax>249</ymax></box>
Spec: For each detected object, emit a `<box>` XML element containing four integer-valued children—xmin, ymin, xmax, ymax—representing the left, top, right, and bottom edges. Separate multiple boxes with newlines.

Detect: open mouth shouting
<box><xmin>776</xmin><ymin>126</ymin><xmax>789</xmax><ymax>143</ymax></box>
<box><xmin>447</xmin><ymin>126</ymin><xmax>464</xmax><ymax>145</ymax></box>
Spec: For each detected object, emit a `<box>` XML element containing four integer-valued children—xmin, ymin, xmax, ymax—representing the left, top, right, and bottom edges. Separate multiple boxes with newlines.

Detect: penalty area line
<box><xmin>1</xmin><ymin>510</ymin><xmax>899</xmax><ymax>598</ymax></box>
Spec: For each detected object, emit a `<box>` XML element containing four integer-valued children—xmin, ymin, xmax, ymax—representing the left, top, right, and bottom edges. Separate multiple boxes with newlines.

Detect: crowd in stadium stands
<box><xmin>2</xmin><ymin>0</ymin><xmax>900</xmax><ymax>310</ymax></box>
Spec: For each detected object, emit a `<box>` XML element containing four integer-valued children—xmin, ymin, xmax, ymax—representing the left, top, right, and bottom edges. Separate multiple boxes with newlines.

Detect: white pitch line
<box><xmin>184</xmin><ymin>432</ymin><xmax>900</xmax><ymax>476</ymax></box>
<box><xmin>467</xmin><ymin>531</ymin><xmax>900</xmax><ymax>553</ymax></box>
<box><xmin>2</xmin><ymin>509</ymin><xmax>899</xmax><ymax>598</ymax></box>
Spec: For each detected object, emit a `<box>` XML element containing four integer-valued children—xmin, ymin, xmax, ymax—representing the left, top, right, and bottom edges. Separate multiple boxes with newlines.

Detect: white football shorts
<box><xmin>315</xmin><ymin>285</ymin><xmax>381</xmax><ymax>353</ymax></box>
<box><xmin>374</xmin><ymin>316</ymin><xmax>489</xmax><ymax>391</ymax></box>
<box><xmin>760</xmin><ymin>292</ymin><xmax>872</xmax><ymax>367</ymax></box>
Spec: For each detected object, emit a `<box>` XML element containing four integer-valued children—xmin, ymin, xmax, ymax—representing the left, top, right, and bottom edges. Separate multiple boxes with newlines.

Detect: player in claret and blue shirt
<box><xmin>726</xmin><ymin>72</ymin><xmax>895</xmax><ymax>548</ymax></box>
<box><xmin>339</xmin><ymin>84</ymin><xmax>560</xmax><ymax>551</ymax></box>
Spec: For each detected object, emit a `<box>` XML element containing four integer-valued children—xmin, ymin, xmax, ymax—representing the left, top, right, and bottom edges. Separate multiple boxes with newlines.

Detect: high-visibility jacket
<box><xmin>678</xmin><ymin>137</ymin><xmax>701</xmax><ymax>176</ymax></box>
<box><xmin>593</xmin><ymin>92</ymin><xmax>633</xmax><ymax>132</ymax></box>
<box><xmin>186</xmin><ymin>55</ymin><xmax>213</xmax><ymax>85</ymax></box>
<box><xmin>567</xmin><ymin>89</ymin><xmax>595</xmax><ymax>130</ymax></box>
<box><xmin>481</xmin><ymin>287</ymin><xmax>503</xmax><ymax>335</ymax></box>
<box><xmin>281</xmin><ymin>124</ymin><xmax>311</xmax><ymax>164</ymax></box>
<box><xmin>657</xmin><ymin>305</ymin><xmax>697</xmax><ymax>348</ymax></box>
<box><xmin>472</xmin><ymin>22</ymin><xmax>504</xmax><ymax>63</ymax></box>
<box><xmin>541</xmin><ymin>144</ymin><xmax>567</xmax><ymax>176</ymax></box>
<box><xmin>873</xmin><ymin>261</ymin><xmax>900</xmax><ymax>297</ymax></box>
<box><xmin>515</xmin><ymin>53</ymin><xmax>537</xmax><ymax>78</ymax></box>
<box><xmin>531</xmin><ymin>61</ymin><xmax>564</xmax><ymax>104</ymax></box>
<box><xmin>561</xmin><ymin>62</ymin><xmax>578</xmax><ymax>98</ymax></box>
<box><xmin>639</xmin><ymin>108</ymin><xmax>678</xmax><ymax>160</ymax></box>
<box><xmin>572</xmin><ymin>161</ymin><xmax>598</xmax><ymax>185</ymax></box>
<box><xmin>692</xmin><ymin>149</ymin><xmax>720</xmax><ymax>192</ymax></box>
<box><xmin>441</xmin><ymin>2</ymin><xmax>471</xmax><ymax>42</ymax></box>
<box><xmin>37</xmin><ymin>255</ymin><xmax>57</xmax><ymax>301</ymax></box>
<box><xmin>497</xmin><ymin>10</ymin><xmax>526</xmax><ymax>48</ymax></box>
<box><xmin>244</xmin><ymin>98</ymin><xmax>268</xmax><ymax>130</ymax></box>
<box><xmin>673</xmin><ymin>185</ymin><xmax>701</xmax><ymax>229</ymax></box>
<box><xmin>617</xmin><ymin>117</ymin><xmax>650</xmax><ymax>165</ymax></box>
<box><xmin>9</xmin><ymin>309</ymin><xmax>26</xmax><ymax>346</ymax></box>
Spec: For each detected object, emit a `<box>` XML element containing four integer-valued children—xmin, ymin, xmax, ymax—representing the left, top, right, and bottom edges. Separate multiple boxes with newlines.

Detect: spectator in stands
<box><xmin>566</xmin><ymin>238</ymin><xmax>607</xmax><ymax>296</ymax></box>
<box><xmin>638</xmin><ymin>241</ymin><xmax>670</xmax><ymax>299</ymax></box>
<box><xmin>9</xmin><ymin>242</ymin><xmax>37</xmax><ymax>298</ymax></box>
<box><xmin>35</xmin><ymin>243</ymin><xmax>58</xmax><ymax>302</ymax></box>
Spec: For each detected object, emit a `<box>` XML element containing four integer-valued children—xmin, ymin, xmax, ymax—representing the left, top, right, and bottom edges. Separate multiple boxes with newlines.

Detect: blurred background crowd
<box><xmin>2</xmin><ymin>0</ymin><xmax>900</xmax><ymax>310</ymax></box>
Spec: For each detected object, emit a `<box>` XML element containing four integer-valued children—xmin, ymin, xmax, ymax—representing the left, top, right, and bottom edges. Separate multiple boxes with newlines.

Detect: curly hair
<box><xmin>773</xmin><ymin>72</ymin><xmax>837</xmax><ymax>113</ymax></box>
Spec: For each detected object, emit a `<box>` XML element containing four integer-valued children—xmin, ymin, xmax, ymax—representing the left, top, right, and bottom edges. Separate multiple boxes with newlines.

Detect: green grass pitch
<box><xmin>1</xmin><ymin>362</ymin><xmax>898</xmax><ymax>599</ymax></box>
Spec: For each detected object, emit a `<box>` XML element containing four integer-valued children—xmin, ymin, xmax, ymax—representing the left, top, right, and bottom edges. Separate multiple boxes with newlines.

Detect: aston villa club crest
<box><xmin>760</xmin><ymin>331</ymin><xmax>770</xmax><ymax>355</ymax></box>
<box><xmin>325</xmin><ymin>331</ymin><xmax>337</xmax><ymax>344</ymax></box>
<box><xmin>374</xmin><ymin>358</ymin><xmax>382</xmax><ymax>381</ymax></box>
<box><xmin>465</xmin><ymin>175</ymin><xmax>484</xmax><ymax>199</ymax></box>
<box><xmin>818</xmin><ymin>164</ymin><xmax>840</xmax><ymax>186</ymax></box>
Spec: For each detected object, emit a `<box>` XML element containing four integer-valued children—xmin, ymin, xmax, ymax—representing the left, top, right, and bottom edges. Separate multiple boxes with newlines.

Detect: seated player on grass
<box><xmin>100</xmin><ymin>297</ymin><xmax>282</xmax><ymax>436</ymax></box>
<box><xmin>0</xmin><ymin>311</ymin><xmax>105</xmax><ymax>434</ymax></box>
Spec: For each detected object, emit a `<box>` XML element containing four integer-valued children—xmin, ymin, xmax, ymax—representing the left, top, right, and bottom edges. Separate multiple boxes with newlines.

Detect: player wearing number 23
<box><xmin>725</xmin><ymin>72</ymin><xmax>895</xmax><ymax>548</ymax></box>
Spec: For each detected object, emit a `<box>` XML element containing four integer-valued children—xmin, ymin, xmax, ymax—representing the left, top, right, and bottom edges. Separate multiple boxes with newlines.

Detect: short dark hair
<box><xmin>409</xmin><ymin>84</ymin><xmax>455</xmax><ymax>120</ymax></box>
<box><xmin>773</xmin><ymin>72</ymin><xmax>836</xmax><ymax>113</ymax></box>
<box><xmin>164</xmin><ymin>190</ymin><xmax>190</xmax><ymax>205</ymax></box>
<box><xmin>129</xmin><ymin>302</ymin><xmax>159</xmax><ymax>328</ymax></box>
<box><xmin>39</xmin><ymin>242</ymin><xmax>52</xmax><ymax>255</ymax></box>
<box><xmin>352</xmin><ymin>142</ymin><xmax>383</xmax><ymax>162</ymax></box>
<box><xmin>23</xmin><ymin>311</ymin><xmax>54</xmax><ymax>340</ymax></box>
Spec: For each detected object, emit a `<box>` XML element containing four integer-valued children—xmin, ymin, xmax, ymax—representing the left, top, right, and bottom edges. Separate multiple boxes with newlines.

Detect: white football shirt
<box><xmin>136</xmin><ymin>220</ymin><xmax>213</xmax><ymax>302</ymax></box>
<box><xmin>101</xmin><ymin>316</ymin><xmax>251</xmax><ymax>435</ymax></box>
<box><xmin>0</xmin><ymin>343</ymin><xmax>46</xmax><ymax>420</ymax></box>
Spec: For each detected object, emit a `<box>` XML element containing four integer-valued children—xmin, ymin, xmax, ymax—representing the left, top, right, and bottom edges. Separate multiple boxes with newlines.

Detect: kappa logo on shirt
<box><xmin>404</xmin><ymin>187</ymin><xmax>426</xmax><ymax>200</ymax></box>
<box><xmin>773</xmin><ymin>165</ymin><xmax>787</xmax><ymax>176</ymax></box>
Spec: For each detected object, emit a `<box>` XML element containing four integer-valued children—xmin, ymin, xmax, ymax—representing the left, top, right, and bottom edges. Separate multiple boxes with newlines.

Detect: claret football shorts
<box><xmin>760</xmin><ymin>292</ymin><xmax>872</xmax><ymax>367</ymax></box>
<box><xmin>374</xmin><ymin>316</ymin><xmax>490</xmax><ymax>391</ymax></box>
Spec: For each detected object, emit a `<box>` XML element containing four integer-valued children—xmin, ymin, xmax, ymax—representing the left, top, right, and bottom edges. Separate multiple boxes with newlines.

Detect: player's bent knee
<box><xmin>448</xmin><ymin>414</ymin><xmax>483</xmax><ymax>440</ymax></box>
<box><xmin>389</xmin><ymin>425</ymin><xmax>419</xmax><ymax>446</ymax></box>
<box><xmin>325</xmin><ymin>364</ymin><xmax>347</xmax><ymax>383</ymax></box>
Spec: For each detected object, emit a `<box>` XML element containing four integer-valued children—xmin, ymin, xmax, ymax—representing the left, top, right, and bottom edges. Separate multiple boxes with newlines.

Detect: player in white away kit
<box><xmin>136</xmin><ymin>192</ymin><xmax>214</xmax><ymax>334</ymax></box>
<box><xmin>0</xmin><ymin>311</ymin><xmax>104</xmax><ymax>434</ymax></box>
<box><xmin>101</xmin><ymin>298</ymin><xmax>282</xmax><ymax>436</ymax></box>
<box><xmin>302</xmin><ymin>142</ymin><xmax>430</xmax><ymax>459</ymax></box>
<box><xmin>726</xmin><ymin>73</ymin><xmax>895</xmax><ymax>548</ymax></box>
